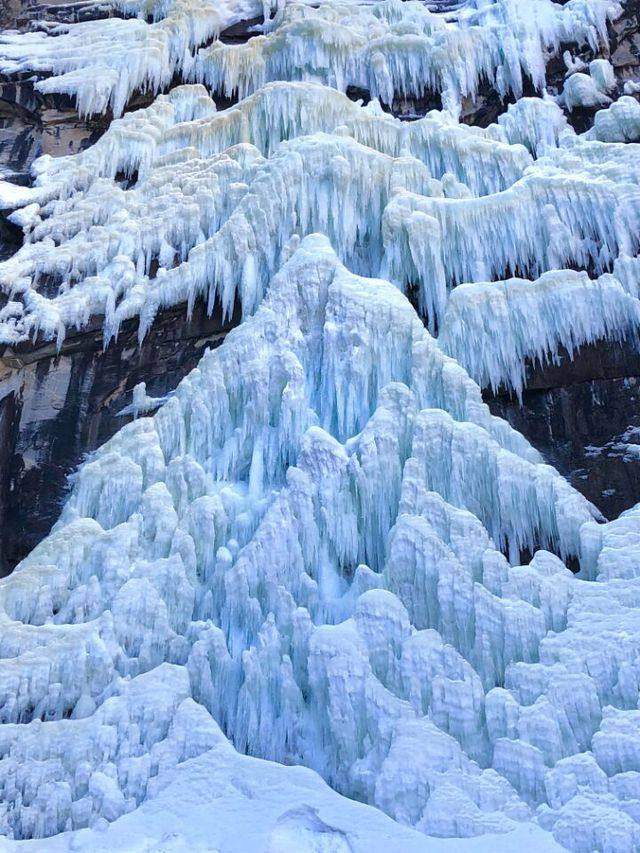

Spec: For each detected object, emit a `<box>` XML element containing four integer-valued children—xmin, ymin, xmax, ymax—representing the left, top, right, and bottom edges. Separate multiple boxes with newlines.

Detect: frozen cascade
<box><xmin>1</xmin><ymin>85</ymin><xmax>638</xmax><ymax>347</ymax></box>
<box><xmin>439</xmin><ymin>267</ymin><xmax>640</xmax><ymax>397</ymax></box>
<box><xmin>0</xmin><ymin>237</ymin><xmax>640</xmax><ymax>851</ymax></box>
<box><xmin>0</xmin><ymin>0</ymin><xmax>617</xmax><ymax>118</ymax></box>
<box><xmin>0</xmin><ymin>0</ymin><xmax>274</xmax><ymax>118</ymax></box>
<box><xmin>191</xmin><ymin>0</ymin><xmax>615</xmax><ymax>113</ymax></box>
<box><xmin>6</xmin><ymin>81</ymin><xmax>534</xmax><ymax>205</ymax></box>
<box><xmin>1</xmin><ymin>0</ymin><xmax>640</xmax><ymax>849</ymax></box>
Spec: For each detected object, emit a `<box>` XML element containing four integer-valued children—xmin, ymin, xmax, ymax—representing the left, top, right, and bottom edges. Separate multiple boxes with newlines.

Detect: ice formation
<box><xmin>1</xmin><ymin>0</ymin><xmax>640</xmax><ymax>849</ymax></box>
<box><xmin>561</xmin><ymin>59</ymin><xmax>617</xmax><ymax>111</ymax></box>
<box><xmin>0</xmin><ymin>234</ymin><xmax>639</xmax><ymax>850</ymax></box>
<box><xmin>0</xmin><ymin>0</ymin><xmax>617</xmax><ymax>117</ymax></box>
<box><xmin>1</xmin><ymin>81</ymin><xmax>638</xmax><ymax>348</ymax></box>
<box><xmin>587</xmin><ymin>96</ymin><xmax>640</xmax><ymax>142</ymax></box>
<box><xmin>0</xmin><ymin>0</ymin><xmax>273</xmax><ymax>118</ymax></box>
<box><xmin>190</xmin><ymin>0</ymin><xmax>615</xmax><ymax>113</ymax></box>
<box><xmin>439</xmin><ymin>263</ymin><xmax>640</xmax><ymax>397</ymax></box>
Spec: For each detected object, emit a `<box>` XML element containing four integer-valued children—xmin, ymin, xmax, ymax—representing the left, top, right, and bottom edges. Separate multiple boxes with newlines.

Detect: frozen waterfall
<box><xmin>0</xmin><ymin>0</ymin><xmax>640</xmax><ymax>850</ymax></box>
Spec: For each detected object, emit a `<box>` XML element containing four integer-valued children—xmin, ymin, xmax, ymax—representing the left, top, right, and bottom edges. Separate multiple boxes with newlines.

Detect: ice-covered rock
<box><xmin>439</xmin><ymin>268</ymin><xmax>640</xmax><ymax>397</ymax></box>
<box><xmin>0</xmin><ymin>0</ymin><xmax>270</xmax><ymax>117</ymax></box>
<box><xmin>587</xmin><ymin>95</ymin><xmax>640</xmax><ymax>142</ymax></box>
<box><xmin>0</xmin><ymin>0</ymin><xmax>617</xmax><ymax>117</ymax></box>
<box><xmin>1</xmin><ymin>85</ymin><xmax>638</xmax><ymax>349</ymax></box>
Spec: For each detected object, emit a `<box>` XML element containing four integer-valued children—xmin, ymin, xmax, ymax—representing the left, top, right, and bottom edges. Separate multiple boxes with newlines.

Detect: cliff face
<box><xmin>3</xmin><ymin>0</ymin><xmax>640</xmax><ymax>849</ymax></box>
<box><xmin>0</xmin><ymin>0</ymin><xmax>639</xmax><ymax>575</ymax></box>
<box><xmin>0</xmin><ymin>300</ymin><xmax>237</xmax><ymax>574</ymax></box>
<box><xmin>0</xmin><ymin>2</ymin><xmax>247</xmax><ymax>573</ymax></box>
<box><xmin>488</xmin><ymin>339</ymin><xmax>640</xmax><ymax>521</ymax></box>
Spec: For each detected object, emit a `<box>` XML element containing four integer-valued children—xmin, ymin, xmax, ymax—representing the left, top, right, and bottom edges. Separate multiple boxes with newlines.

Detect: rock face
<box><xmin>0</xmin><ymin>299</ymin><xmax>236</xmax><ymax>574</ymax></box>
<box><xmin>488</xmin><ymin>339</ymin><xmax>640</xmax><ymax>521</ymax></box>
<box><xmin>0</xmin><ymin>3</ymin><xmax>119</xmax><ymax>574</ymax></box>
<box><xmin>0</xmin><ymin>0</ymin><xmax>113</xmax><ymax>184</ymax></box>
<box><xmin>2</xmin><ymin>0</ymin><xmax>640</xmax><ymax>850</ymax></box>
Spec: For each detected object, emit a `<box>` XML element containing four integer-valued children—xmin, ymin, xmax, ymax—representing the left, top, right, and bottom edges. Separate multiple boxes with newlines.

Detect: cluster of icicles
<box><xmin>1</xmin><ymin>0</ymin><xmax>640</xmax><ymax>850</ymax></box>
<box><xmin>2</xmin><ymin>81</ymin><xmax>640</xmax><ymax>391</ymax></box>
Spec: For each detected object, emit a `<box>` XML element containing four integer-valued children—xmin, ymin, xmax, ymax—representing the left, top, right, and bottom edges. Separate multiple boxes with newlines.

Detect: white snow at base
<box><xmin>0</xmin><ymin>715</ymin><xmax>563</xmax><ymax>852</ymax></box>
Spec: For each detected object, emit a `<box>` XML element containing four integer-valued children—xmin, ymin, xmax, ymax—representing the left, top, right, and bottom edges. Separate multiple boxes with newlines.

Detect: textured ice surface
<box><xmin>439</xmin><ymin>267</ymin><xmax>640</xmax><ymax>396</ymax></box>
<box><xmin>191</xmin><ymin>0</ymin><xmax>614</xmax><ymax>113</ymax></box>
<box><xmin>2</xmin><ymin>0</ymin><xmax>640</xmax><ymax>850</ymax></box>
<box><xmin>0</xmin><ymin>0</ymin><xmax>269</xmax><ymax>117</ymax></box>
<box><xmin>0</xmin><ymin>238</ymin><xmax>639</xmax><ymax>851</ymax></box>
<box><xmin>561</xmin><ymin>57</ymin><xmax>617</xmax><ymax>112</ymax></box>
<box><xmin>587</xmin><ymin>95</ymin><xmax>640</xmax><ymax>142</ymax></box>
<box><xmin>0</xmin><ymin>726</ymin><xmax>564</xmax><ymax>851</ymax></box>
<box><xmin>1</xmin><ymin>82</ymin><xmax>639</xmax><ymax>349</ymax></box>
<box><xmin>0</xmin><ymin>0</ymin><xmax>617</xmax><ymax>117</ymax></box>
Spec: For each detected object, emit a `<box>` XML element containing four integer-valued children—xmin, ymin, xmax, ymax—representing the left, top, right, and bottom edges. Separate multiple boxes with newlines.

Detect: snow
<box><xmin>1</xmin><ymin>0</ymin><xmax>640</xmax><ymax>849</ymax></box>
<box><xmin>0</xmin><ymin>723</ymin><xmax>564</xmax><ymax>852</ymax></box>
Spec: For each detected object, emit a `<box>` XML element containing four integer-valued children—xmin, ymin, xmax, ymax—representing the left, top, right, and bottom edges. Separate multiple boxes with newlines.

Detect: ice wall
<box><xmin>0</xmin><ymin>238</ymin><xmax>638</xmax><ymax>851</ymax></box>
<box><xmin>0</xmin><ymin>0</ymin><xmax>616</xmax><ymax>117</ymax></box>
<box><xmin>1</xmin><ymin>0</ymin><xmax>640</xmax><ymax>850</ymax></box>
<box><xmin>1</xmin><ymin>83</ymin><xmax>638</xmax><ymax>348</ymax></box>
<box><xmin>439</xmin><ymin>268</ymin><xmax>640</xmax><ymax>397</ymax></box>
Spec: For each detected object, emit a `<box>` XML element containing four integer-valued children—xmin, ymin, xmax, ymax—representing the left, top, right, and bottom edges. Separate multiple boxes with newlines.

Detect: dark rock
<box><xmin>487</xmin><ymin>338</ymin><xmax>640</xmax><ymax>521</ymax></box>
<box><xmin>0</xmin><ymin>299</ymin><xmax>239</xmax><ymax>575</ymax></box>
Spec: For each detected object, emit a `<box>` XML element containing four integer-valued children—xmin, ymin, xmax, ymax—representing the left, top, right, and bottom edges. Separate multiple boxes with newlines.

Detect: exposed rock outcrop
<box><xmin>0</xmin><ymin>298</ymin><xmax>236</xmax><ymax>573</ymax></box>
